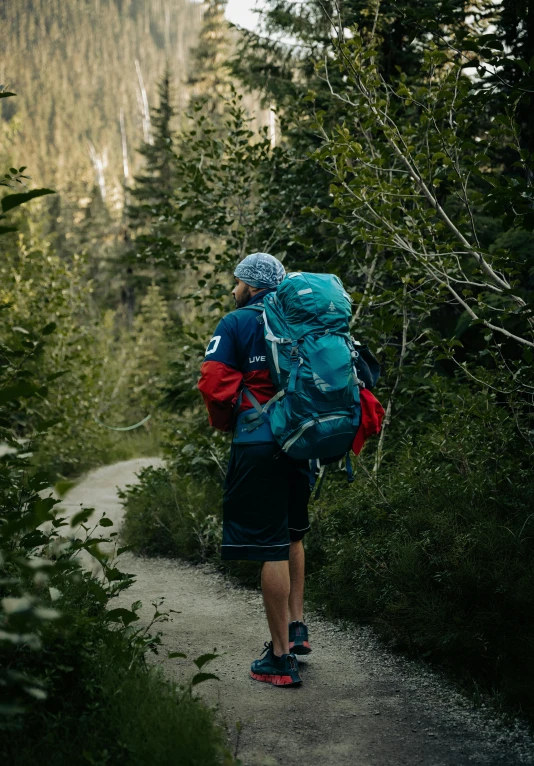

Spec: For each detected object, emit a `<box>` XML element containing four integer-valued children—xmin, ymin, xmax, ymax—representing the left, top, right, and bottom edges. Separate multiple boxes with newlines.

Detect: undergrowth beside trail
<box><xmin>120</xmin><ymin>466</ymin><xmax>223</xmax><ymax>561</ymax></box>
<box><xmin>120</xmin><ymin>389</ymin><xmax>534</xmax><ymax>721</ymax></box>
<box><xmin>307</xmin><ymin>464</ymin><xmax>534</xmax><ymax>718</ymax></box>
<box><xmin>2</xmin><ymin>563</ymin><xmax>231</xmax><ymax>766</ymax></box>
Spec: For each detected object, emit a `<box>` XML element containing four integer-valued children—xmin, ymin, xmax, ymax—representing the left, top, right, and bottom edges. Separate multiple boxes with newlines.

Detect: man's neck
<box><xmin>247</xmin><ymin>288</ymin><xmax>272</xmax><ymax>306</ymax></box>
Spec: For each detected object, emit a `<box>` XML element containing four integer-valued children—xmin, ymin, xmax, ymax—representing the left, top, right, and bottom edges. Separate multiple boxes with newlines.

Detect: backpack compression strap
<box><xmin>239</xmin><ymin>387</ymin><xmax>284</xmax><ymax>432</ymax></box>
<box><xmin>285</xmin><ymin>341</ymin><xmax>300</xmax><ymax>414</ymax></box>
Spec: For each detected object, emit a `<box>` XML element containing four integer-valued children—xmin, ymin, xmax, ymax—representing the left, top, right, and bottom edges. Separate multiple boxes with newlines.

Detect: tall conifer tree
<box><xmin>127</xmin><ymin>68</ymin><xmax>177</xmax><ymax>237</ymax></box>
<box><xmin>188</xmin><ymin>0</ymin><xmax>232</xmax><ymax>116</ymax></box>
<box><xmin>124</xmin><ymin>69</ymin><xmax>180</xmax><ymax>299</ymax></box>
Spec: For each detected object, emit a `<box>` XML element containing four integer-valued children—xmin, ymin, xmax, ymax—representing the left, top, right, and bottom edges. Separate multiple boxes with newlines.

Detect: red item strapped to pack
<box><xmin>352</xmin><ymin>388</ymin><xmax>385</xmax><ymax>456</ymax></box>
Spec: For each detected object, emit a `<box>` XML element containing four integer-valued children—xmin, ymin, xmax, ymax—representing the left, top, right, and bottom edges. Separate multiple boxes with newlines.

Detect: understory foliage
<box><xmin>119</xmin><ymin>465</ymin><xmax>223</xmax><ymax>561</ymax></box>
<box><xmin>0</xmin><ymin>218</ymin><xmax>170</xmax><ymax>477</ymax></box>
<box><xmin>2</xmin><ymin>511</ymin><xmax>228</xmax><ymax>765</ymax></box>
<box><xmin>307</xmin><ymin>387</ymin><xmax>534</xmax><ymax>715</ymax></box>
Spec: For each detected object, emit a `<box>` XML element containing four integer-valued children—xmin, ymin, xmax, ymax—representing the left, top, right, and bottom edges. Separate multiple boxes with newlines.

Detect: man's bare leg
<box><xmin>261</xmin><ymin>560</ymin><xmax>290</xmax><ymax>657</ymax></box>
<box><xmin>288</xmin><ymin>540</ymin><xmax>305</xmax><ymax>623</ymax></box>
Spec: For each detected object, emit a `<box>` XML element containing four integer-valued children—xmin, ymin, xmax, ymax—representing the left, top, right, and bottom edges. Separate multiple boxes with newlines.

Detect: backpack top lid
<box><xmin>270</xmin><ymin>272</ymin><xmax>352</xmax><ymax>337</ymax></box>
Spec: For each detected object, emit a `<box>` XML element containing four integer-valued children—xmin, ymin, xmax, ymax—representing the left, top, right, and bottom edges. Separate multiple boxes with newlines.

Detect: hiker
<box><xmin>198</xmin><ymin>252</ymin><xmax>310</xmax><ymax>687</ymax></box>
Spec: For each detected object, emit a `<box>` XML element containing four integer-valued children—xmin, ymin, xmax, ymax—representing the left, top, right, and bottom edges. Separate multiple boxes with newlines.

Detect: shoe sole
<box><xmin>289</xmin><ymin>641</ymin><xmax>312</xmax><ymax>655</ymax></box>
<box><xmin>250</xmin><ymin>671</ymin><xmax>302</xmax><ymax>687</ymax></box>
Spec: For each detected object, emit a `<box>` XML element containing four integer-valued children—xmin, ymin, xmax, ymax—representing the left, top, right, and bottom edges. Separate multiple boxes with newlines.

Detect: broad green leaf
<box><xmin>46</xmin><ymin>370</ymin><xmax>68</xmax><ymax>382</ymax></box>
<box><xmin>103</xmin><ymin>566</ymin><xmax>131</xmax><ymax>581</ymax></box>
<box><xmin>104</xmin><ymin>608</ymin><xmax>139</xmax><ymax>626</ymax></box>
<box><xmin>1</xmin><ymin>188</ymin><xmax>55</xmax><ymax>213</ymax></box>
<box><xmin>0</xmin><ymin>380</ymin><xmax>39</xmax><ymax>404</ymax></box>
<box><xmin>19</xmin><ymin>530</ymin><xmax>50</xmax><ymax>548</ymax></box>
<box><xmin>70</xmin><ymin>508</ymin><xmax>95</xmax><ymax>527</ymax></box>
<box><xmin>193</xmin><ymin>652</ymin><xmax>218</xmax><ymax>670</ymax></box>
<box><xmin>40</xmin><ymin>321</ymin><xmax>57</xmax><ymax>336</ymax></box>
<box><xmin>84</xmin><ymin>578</ymin><xmax>108</xmax><ymax>604</ymax></box>
<box><xmin>23</xmin><ymin>685</ymin><xmax>47</xmax><ymax>700</ymax></box>
<box><xmin>117</xmin><ymin>544</ymin><xmax>135</xmax><ymax>556</ymax></box>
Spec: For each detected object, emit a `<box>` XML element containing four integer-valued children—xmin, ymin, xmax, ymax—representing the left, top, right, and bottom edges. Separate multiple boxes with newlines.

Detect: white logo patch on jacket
<box><xmin>205</xmin><ymin>335</ymin><xmax>221</xmax><ymax>355</ymax></box>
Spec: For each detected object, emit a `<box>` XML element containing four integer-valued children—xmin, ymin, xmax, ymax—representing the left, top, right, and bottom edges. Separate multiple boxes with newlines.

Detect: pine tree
<box><xmin>124</xmin><ymin>69</ymin><xmax>180</xmax><ymax>296</ymax></box>
<box><xmin>187</xmin><ymin>0</ymin><xmax>233</xmax><ymax>116</ymax></box>
<box><xmin>127</xmin><ymin>68</ymin><xmax>177</xmax><ymax>238</ymax></box>
<box><xmin>130</xmin><ymin>284</ymin><xmax>171</xmax><ymax>413</ymax></box>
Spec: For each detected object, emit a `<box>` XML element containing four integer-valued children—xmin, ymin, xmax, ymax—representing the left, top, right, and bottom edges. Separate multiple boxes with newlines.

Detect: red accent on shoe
<box><xmin>250</xmin><ymin>671</ymin><xmax>299</xmax><ymax>686</ymax></box>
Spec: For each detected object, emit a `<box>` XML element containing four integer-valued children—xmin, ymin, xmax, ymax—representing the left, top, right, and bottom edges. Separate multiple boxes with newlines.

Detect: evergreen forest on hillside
<box><xmin>0</xmin><ymin>0</ymin><xmax>203</xmax><ymax>191</ymax></box>
<box><xmin>1</xmin><ymin>0</ymin><xmax>534</xmax><ymax>761</ymax></box>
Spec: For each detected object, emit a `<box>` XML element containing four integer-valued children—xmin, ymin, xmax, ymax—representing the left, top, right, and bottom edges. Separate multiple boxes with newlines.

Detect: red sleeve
<box><xmin>198</xmin><ymin>360</ymin><xmax>243</xmax><ymax>432</ymax></box>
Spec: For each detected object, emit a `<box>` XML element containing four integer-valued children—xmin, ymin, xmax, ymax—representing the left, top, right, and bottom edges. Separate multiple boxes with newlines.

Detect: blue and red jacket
<box><xmin>198</xmin><ymin>290</ymin><xmax>276</xmax><ymax>432</ymax></box>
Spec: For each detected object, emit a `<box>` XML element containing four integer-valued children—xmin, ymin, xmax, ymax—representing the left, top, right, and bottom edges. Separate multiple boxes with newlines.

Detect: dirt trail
<box><xmin>54</xmin><ymin>459</ymin><xmax>533</xmax><ymax>766</ymax></box>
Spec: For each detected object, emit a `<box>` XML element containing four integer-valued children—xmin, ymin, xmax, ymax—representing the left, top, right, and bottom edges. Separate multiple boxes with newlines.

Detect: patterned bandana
<box><xmin>233</xmin><ymin>252</ymin><xmax>286</xmax><ymax>289</ymax></box>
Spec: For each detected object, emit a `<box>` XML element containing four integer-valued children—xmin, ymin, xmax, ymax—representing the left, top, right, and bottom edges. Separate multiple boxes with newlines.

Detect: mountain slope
<box><xmin>0</xmin><ymin>0</ymin><xmax>202</xmax><ymax>192</ymax></box>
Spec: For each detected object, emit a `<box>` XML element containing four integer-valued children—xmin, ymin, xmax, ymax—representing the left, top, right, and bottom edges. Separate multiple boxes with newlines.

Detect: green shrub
<box><xmin>306</xmin><ymin>390</ymin><xmax>534</xmax><ymax>717</ymax></box>
<box><xmin>2</xmin><ymin>572</ymin><xmax>230</xmax><ymax>765</ymax></box>
<box><xmin>0</xmin><ymin>316</ymin><xmax>231</xmax><ymax>765</ymax></box>
<box><xmin>0</xmin><ymin>227</ymin><xmax>171</xmax><ymax>480</ymax></box>
<box><xmin>120</xmin><ymin>465</ymin><xmax>223</xmax><ymax>561</ymax></box>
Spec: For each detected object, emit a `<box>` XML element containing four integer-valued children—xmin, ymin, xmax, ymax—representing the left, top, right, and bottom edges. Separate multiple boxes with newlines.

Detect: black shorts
<box><xmin>221</xmin><ymin>442</ymin><xmax>311</xmax><ymax>562</ymax></box>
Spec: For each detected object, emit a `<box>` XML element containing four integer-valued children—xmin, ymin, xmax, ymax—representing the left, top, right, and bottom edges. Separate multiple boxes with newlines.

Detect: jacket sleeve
<box><xmin>197</xmin><ymin>316</ymin><xmax>243</xmax><ymax>432</ymax></box>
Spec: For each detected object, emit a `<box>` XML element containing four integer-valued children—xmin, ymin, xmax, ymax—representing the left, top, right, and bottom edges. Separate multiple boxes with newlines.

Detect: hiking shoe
<box><xmin>250</xmin><ymin>642</ymin><xmax>302</xmax><ymax>687</ymax></box>
<box><xmin>289</xmin><ymin>620</ymin><xmax>312</xmax><ymax>655</ymax></box>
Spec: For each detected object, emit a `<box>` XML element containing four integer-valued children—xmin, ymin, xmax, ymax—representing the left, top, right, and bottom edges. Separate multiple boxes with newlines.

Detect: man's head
<box><xmin>232</xmin><ymin>252</ymin><xmax>285</xmax><ymax>308</ymax></box>
<box><xmin>232</xmin><ymin>278</ymin><xmax>261</xmax><ymax>308</ymax></box>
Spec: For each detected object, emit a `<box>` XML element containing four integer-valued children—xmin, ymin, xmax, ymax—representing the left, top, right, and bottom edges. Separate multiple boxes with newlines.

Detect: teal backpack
<box><xmin>235</xmin><ymin>272</ymin><xmax>378</xmax><ymax>479</ymax></box>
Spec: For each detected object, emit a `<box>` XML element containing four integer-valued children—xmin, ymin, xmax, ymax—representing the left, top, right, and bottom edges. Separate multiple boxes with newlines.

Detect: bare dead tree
<box><xmin>88</xmin><ymin>141</ymin><xmax>108</xmax><ymax>201</ymax></box>
<box><xmin>135</xmin><ymin>58</ymin><xmax>153</xmax><ymax>146</ymax></box>
<box><xmin>119</xmin><ymin>108</ymin><xmax>130</xmax><ymax>183</ymax></box>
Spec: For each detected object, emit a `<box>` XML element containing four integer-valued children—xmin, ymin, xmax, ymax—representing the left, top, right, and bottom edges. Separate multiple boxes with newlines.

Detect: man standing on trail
<box><xmin>198</xmin><ymin>253</ymin><xmax>310</xmax><ymax>687</ymax></box>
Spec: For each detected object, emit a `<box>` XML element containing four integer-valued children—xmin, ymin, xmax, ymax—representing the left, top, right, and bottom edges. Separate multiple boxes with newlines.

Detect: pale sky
<box><xmin>225</xmin><ymin>0</ymin><xmax>263</xmax><ymax>31</ymax></box>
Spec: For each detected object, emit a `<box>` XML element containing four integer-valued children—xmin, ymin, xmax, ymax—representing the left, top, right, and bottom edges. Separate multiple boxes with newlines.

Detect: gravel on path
<box><xmin>54</xmin><ymin>458</ymin><xmax>534</xmax><ymax>766</ymax></box>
